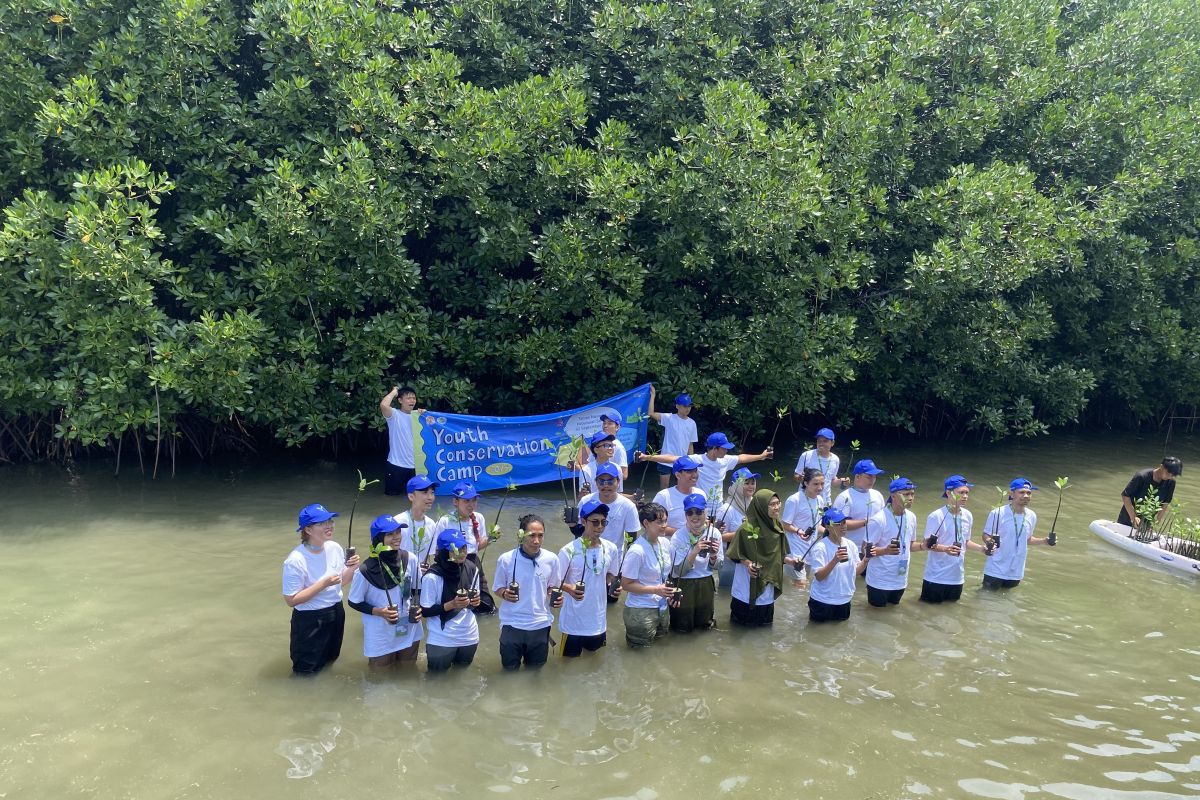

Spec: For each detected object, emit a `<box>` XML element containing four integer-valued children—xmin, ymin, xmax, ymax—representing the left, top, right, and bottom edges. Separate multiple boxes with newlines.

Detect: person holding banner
<box><xmin>648</xmin><ymin>455</ymin><xmax>707</xmax><ymax>535</ymax></box>
<box><xmin>380</xmin><ymin>385</ymin><xmax>422</xmax><ymax>496</ymax></box>
<box><xmin>397</xmin><ymin>474</ymin><xmax>438</xmax><ymax>570</ymax></box>
<box><xmin>647</xmin><ymin>386</ymin><xmax>697</xmax><ymax>490</ymax></box>
<box><xmin>432</xmin><ymin>482</ymin><xmax>496</xmax><ymax>613</ymax></box>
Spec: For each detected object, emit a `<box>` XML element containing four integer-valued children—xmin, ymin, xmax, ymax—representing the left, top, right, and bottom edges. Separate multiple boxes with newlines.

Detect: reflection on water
<box><xmin>0</xmin><ymin>431</ymin><xmax>1197</xmax><ymax>798</ymax></box>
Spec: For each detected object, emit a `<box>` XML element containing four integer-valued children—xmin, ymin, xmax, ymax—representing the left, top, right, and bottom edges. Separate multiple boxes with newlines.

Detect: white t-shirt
<box><xmin>864</xmin><ymin>507</ymin><xmax>918</xmax><ymax>592</ymax></box>
<box><xmin>432</xmin><ymin>511</ymin><xmax>487</xmax><ymax>555</ymax></box>
<box><xmin>922</xmin><ymin>507</ymin><xmax>973</xmax><ymax>586</ymax></box>
<box><xmin>658</xmin><ymin>413</ymin><xmax>698</xmax><ymax>459</ymax></box>
<box><xmin>282</xmin><ymin>541</ymin><xmax>345</xmax><ymax>611</ymax></box>
<box><xmin>793</xmin><ymin>449</ymin><xmax>840</xmax><ymax>503</ymax></box>
<box><xmin>556</xmin><ymin>539</ymin><xmax>620</xmax><ymax>636</ymax></box>
<box><xmin>714</xmin><ymin>498</ymin><xmax>748</xmax><ymax>535</ymax></box>
<box><xmin>396</xmin><ymin>510</ymin><xmax>435</xmax><ymax>565</ymax></box>
<box><xmin>419</xmin><ymin>571</ymin><xmax>479</xmax><ymax>647</ymax></box>
<box><xmin>580</xmin><ymin>492</ymin><xmax>640</xmax><ymax>553</ymax></box>
<box><xmin>983</xmin><ymin>506</ymin><xmax>1038</xmax><ymax>581</ymax></box>
<box><xmin>385</xmin><ymin>409</ymin><xmax>415</xmax><ymax>468</ymax></box>
<box><xmin>783</xmin><ymin>491</ymin><xmax>826</xmax><ymax>560</ymax></box>
<box><xmin>671</xmin><ymin>525</ymin><xmax>723</xmax><ymax>579</ymax></box>
<box><xmin>494</xmin><ymin>548</ymin><xmax>561</xmax><ymax>631</ymax></box>
<box><xmin>808</xmin><ymin>537</ymin><xmax>860</xmax><ymax>605</ymax></box>
<box><xmin>696</xmin><ymin>453</ymin><xmax>740</xmax><ymax>502</ymax></box>
<box><xmin>348</xmin><ymin>552</ymin><xmax>423</xmax><ymax>657</ymax></box>
<box><xmin>613</xmin><ymin>440</ymin><xmax>629</xmax><ymax>469</ymax></box>
<box><xmin>730</xmin><ymin>562</ymin><xmax>775</xmax><ymax>605</ymax></box>
<box><xmin>623</xmin><ymin>537</ymin><xmax>671</xmax><ymax>610</ymax></box>
<box><xmin>831</xmin><ymin>487</ymin><xmax>885</xmax><ymax>549</ymax></box>
<box><xmin>581</xmin><ymin>459</ymin><xmax>624</xmax><ymax>493</ymax></box>
<box><xmin>652</xmin><ymin>485</ymin><xmax>708</xmax><ymax>531</ymax></box>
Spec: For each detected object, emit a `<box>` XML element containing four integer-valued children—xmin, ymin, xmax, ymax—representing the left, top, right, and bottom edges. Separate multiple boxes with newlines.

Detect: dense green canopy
<box><xmin>1</xmin><ymin>0</ymin><xmax>1198</xmax><ymax>463</ymax></box>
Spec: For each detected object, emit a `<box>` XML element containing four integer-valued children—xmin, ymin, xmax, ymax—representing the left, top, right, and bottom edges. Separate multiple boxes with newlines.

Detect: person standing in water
<box><xmin>621</xmin><ymin>502</ymin><xmax>677</xmax><ymax>648</ymax></box>
<box><xmin>396</xmin><ymin>474</ymin><xmax>438</xmax><ymax>569</ymax></box>
<box><xmin>647</xmin><ymin>386</ymin><xmax>698</xmax><ymax>490</ymax></box>
<box><xmin>726</xmin><ymin>490</ymin><xmax>791</xmax><ymax>627</ymax></box>
<box><xmin>347</xmin><ymin>515</ymin><xmax>423</xmax><ymax>669</ymax></box>
<box><xmin>420</xmin><ymin>529</ymin><xmax>481</xmax><ymax>672</ymax></box>
<box><xmin>493</xmin><ymin>514</ymin><xmax>563</xmax><ymax>670</ymax></box>
<box><xmin>380</xmin><ymin>385</ymin><xmax>422</xmax><ymax>496</ymax></box>
<box><xmin>807</xmin><ymin>508</ymin><xmax>867</xmax><ymax>622</ymax></box>
<box><xmin>668</xmin><ymin>494</ymin><xmax>724</xmax><ymax>632</ymax></box>
<box><xmin>981</xmin><ymin>478</ymin><xmax>1055</xmax><ymax>589</ymax></box>
<box><xmin>830</xmin><ymin>459</ymin><xmax>885</xmax><ymax>551</ymax></box>
<box><xmin>282</xmin><ymin>503</ymin><xmax>360</xmax><ymax>675</ymax></box>
<box><xmin>864</xmin><ymin>478</ymin><xmax>918</xmax><ymax>608</ymax></box>
<box><xmin>792</xmin><ymin>427</ymin><xmax>844</xmax><ymax>503</ymax></box>
<box><xmin>1118</xmin><ymin>457</ymin><xmax>1183</xmax><ymax>529</ymax></box>
<box><xmin>920</xmin><ymin>475</ymin><xmax>986</xmax><ymax>604</ymax></box>
<box><xmin>557</xmin><ymin>500</ymin><xmax>621</xmax><ymax>658</ymax></box>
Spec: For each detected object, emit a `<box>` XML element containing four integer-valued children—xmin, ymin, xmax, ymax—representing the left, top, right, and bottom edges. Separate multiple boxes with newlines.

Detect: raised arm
<box><xmin>647</xmin><ymin>384</ymin><xmax>663</xmax><ymax>423</ymax></box>
<box><xmin>380</xmin><ymin>385</ymin><xmax>398</xmax><ymax>418</ymax></box>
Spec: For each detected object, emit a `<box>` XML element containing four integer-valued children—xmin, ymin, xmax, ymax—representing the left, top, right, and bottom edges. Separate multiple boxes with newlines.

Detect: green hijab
<box><xmin>726</xmin><ymin>489</ymin><xmax>786</xmax><ymax>599</ymax></box>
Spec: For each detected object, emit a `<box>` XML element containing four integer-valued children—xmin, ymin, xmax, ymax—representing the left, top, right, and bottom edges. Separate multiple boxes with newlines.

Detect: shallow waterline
<box><xmin>2</xmin><ymin>431</ymin><xmax>1198</xmax><ymax>798</ymax></box>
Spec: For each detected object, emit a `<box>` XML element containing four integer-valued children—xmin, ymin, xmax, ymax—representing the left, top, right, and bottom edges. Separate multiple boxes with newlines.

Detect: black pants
<box><xmin>920</xmin><ymin>580</ymin><xmax>964</xmax><ymax>603</ymax></box>
<box><xmin>808</xmin><ymin>597</ymin><xmax>851</xmax><ymax>622</ymax></box>
<box><xmin>384</xmin><ymin>463</ymin><xmax>416</xmax><ymax>496</ymax></box>
<box><xmin>982</xmin><ymin>575</ymin><xmax>1021</xmax><ymax>590</ymax></box>
<box><xmin>290</xmin><ymin>604</ymin><xmax>345</xmax><ymax>674</ymax></box>
<box><xmin>425</xmin><ymin>643</ymin><xmax>478</xmax><ymax>672</ymax></box>
<box><xmin>499</xmin><ymin>625</ymin><xmax>551</xmax><ymax>670</ymax></box>
<box><xmin>561</xmin><ymin>632</ymin><xmax>606</xmax><ymax>658</ymax></box>
<box><xmin>867</xmin><ymin>585</ymin><xmax>906</xmax><ymax>607</ymax></box>
<box><xmin>730</xmin><ymin>596</ymin><xmax>774</xmax><ymax>626</ymax></box>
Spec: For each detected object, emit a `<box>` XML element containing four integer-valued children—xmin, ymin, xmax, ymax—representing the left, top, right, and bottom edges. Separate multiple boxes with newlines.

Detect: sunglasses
<box><xmin>587</xmin><ymin>518</ymin><xmax>609</xmax><ymax>526</ymax></box>
<box><xmin>684</xmin><ymin>509</ymin><xmax>707</xmax><ymax>517</ymax></box>
<box><xmin>596</xmin><ymin>477</ymin><xmax>617</xmax><ymax>485</ymax></box>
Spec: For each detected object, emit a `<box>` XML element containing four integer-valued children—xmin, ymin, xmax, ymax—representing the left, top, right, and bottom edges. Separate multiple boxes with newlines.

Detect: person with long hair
<box><xmin>782</xmin><ymin>468</ymin><xmax>827</xmax><ymax>589</ymax></box>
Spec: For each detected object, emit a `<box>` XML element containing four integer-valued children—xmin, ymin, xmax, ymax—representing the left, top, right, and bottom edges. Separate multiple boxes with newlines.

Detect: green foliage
<box><xmin>1</xmin><ymin>0</ymin><xmax>1199</xmax><ymax>463</ymax></box>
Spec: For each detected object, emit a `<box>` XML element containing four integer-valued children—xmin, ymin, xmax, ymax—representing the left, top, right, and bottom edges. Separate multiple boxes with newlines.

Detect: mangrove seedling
<box><xmin>490</xmin><ymin>480</ymin><xmax>517</xmax><ymax>542</ymax></box>
<box><xmin>768</xmin><ymin>405</ymin><xmax>789</xmax><ymax>452</ymax></box>
<box><xmin>1133</xmin><ymin>486</ymin><xmax>1162</xmax><ymax>542</ymax></box>
<box><xmin>346</xmin><ymin>469</ymin><xmax>380</xmax><ymax>559</ymax></box>
<box><xmin>1047</xmin><ymin>476</ymin><xmax>1070</xmax><ymax>546</ymax></box>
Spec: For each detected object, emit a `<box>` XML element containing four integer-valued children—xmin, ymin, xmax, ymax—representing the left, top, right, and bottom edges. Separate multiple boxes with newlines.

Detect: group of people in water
<box><xmin>282</xmin><ymin>387</ymin><xmax>1136</xmax><ymax>676</ymax></box>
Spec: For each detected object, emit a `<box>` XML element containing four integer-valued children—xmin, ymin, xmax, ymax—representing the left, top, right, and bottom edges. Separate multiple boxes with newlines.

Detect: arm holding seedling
<box><xmin>636</xmin><ymin>451</ymin><xmax>679</xmax><ymax>465</ymax></box>
<box><xmin>737</xmin><ymin>448</ymin><xmax>772</xmax><ymax>465</ymax></box>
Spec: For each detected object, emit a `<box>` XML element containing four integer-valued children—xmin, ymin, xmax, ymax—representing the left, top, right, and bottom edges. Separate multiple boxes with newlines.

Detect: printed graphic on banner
<box><xmin>412</xmin><ymin>384</ymin><xmax>651</xmax><ymax>493</ymax></box>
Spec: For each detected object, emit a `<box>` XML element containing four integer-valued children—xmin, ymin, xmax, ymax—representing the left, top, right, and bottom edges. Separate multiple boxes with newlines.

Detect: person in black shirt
<box><xmin>1118</xmin><ymin>457</ymin><xmax>1183</xmax><ymax>528</ymax></box>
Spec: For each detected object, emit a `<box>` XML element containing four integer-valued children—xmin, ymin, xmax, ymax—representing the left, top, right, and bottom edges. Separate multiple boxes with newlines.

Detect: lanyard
<box><xmin>1012</xmin><ymin>511</ymin><xmax>1025</xmax><ymax>540</ymax></box>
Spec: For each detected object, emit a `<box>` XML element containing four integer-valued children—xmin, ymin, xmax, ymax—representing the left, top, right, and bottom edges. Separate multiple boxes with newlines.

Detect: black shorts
<box><xmin>384</xmin><ymin>463</ymin><xmax>416</xmax><ymax>496</ymax></box>
<box><xmin>499</xmin><ymin>625</ymin><xmax>551</xmax><ymax>670</ymax></box>
<box><xmin>655</xmin><ymin>463</ymin><xmax>672</xmax><ymax>476</ymax></box>
<box><xmin>808</xmin><ymin>597</ymin><xmax>851</xmax><ymax>622</ymax></box>
<box><xmin>867</xmin><ymin>585</ymin><xmax>905</xmax><ymax>607</ymax></box>
<box><xmin>289</xmin><ymin>604</ymin><xmax>345</xmax><ymax>674</ymax></box>
<box><xmin>561</xmin><ymin>632</ymin><xmax>607</xmax><ymax>658</ymax></box>
<box><xmin>982</xmin><ymin>575</ymin><xmax>1021</xmax><ymax>590</ymax></box>
<box><xmin>920</xmin><ymin>580</ymin><xmax>964</xmax><ymax>603</ymax></box>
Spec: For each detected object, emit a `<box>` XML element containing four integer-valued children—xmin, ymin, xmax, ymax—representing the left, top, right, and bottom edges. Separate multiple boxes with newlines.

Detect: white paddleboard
<box><xmin>1089</xmin><ymin>519</ymin><xmax>1200</xmax><ymax>579</ymax></box>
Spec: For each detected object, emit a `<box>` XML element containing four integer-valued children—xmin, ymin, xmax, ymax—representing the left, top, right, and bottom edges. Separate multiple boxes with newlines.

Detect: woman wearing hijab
<box><xmin>726</xmin><ymin>490</ymin><xmax>793</xmax><ymax>626</ymax></box>
<box><xmin>347</xmin><ymin>515</ymin><xmax>423</xmax><ymax>670</ymax></box>
<box><xmin>419</xmin><ymin>529</ymin><xmax>482</xmax><ymax>672</ymax></box>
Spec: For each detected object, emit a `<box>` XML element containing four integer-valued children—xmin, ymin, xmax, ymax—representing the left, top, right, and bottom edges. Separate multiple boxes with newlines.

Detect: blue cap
<box><xmin>675</xmin><ymin>393</ymin><xmax>693</xmax><ymax>407</ymax></box>
<box><xmin>730</xmin><ymin>467</ymin><xmax>759</xmax><ymax>484</ymax></box>
<box><xmin>815</xmin><ymin>427</ymin><xmax>836</xmax><ymax>441</ymax></box>
<box><xmin>296</xmin><ymin>503</ymin><xmax>338</xmax><ymax>531</ymax></box>
<box><xmin>370</xmin><ymin>514</ymin><xmax>405</xmax><ymax>543</ymax></box>
<box><xmin>682</xmin><ymin>493</ymin><xmax>708</xmax><ymax>511</ymax></box>
<box><xmin>822</xmin><ymin>508</ymin><xmax>848</xmax><ymax>526</ymax></box>
<box><xmin>451</xmin><ymin>481</ymin><xmax>478</xmax><ymax>500</ymax></box>
<box><xmin>436</xmin><ymin>528</ymin><xmax>468</xmax><ymax>552</ymax></box>
<box><xmin>406</xmin><ymin>474</ymin><xmax>437</xmax><ymax>493</ymax></box>
<box><xmin>853</xmin><ymin>459</ymin><xmax>884</xmax><ymax>476</ymax></box>
<box><xmin>705</xmin><ymin>432</ymin><xmax>735</xmax><ymax>450</ymax></box>
<box><xmin>595</xmin><ymin>462</ymin><xmax>621</xmax><ymax>480</ymax></box>
<box><xmin>944</xmin><ymin>475</ymin><xmax>974</xmax><ymax>492</ymax></box>
<box><xmin>888</xmin><ymin>477</ymin><xmax>916</xmax><ymax>494</ymax></box>
<box><xmin>1009</xmin><ymin>478</ymin><xmax>1039</xmax><ymax>492</ymax></box>
<box><xmin>599</xmin><ymin>413</ymin><xmax>621</xmax><ymax>426</ymax></box>
<box><xmin>580</xmin><ymin>498</ymin><xmax>610</xmax><ymax>518</ymax></box>
<box><xmin>672</xmin><ymin>455</ymin><xmax>701</xmax><ymax>473</ymax></box>
<box><xmin>589</xmin><ymin>431</ymin><xmax>616</xmax><ymax>449</ymax></box>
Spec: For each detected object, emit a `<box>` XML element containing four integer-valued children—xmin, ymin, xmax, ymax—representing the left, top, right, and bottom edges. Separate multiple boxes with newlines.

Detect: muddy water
<box><xmin>1</xmin><ymin>431</ymin><xmax>1197</xmax><ymax>799</ymax></box>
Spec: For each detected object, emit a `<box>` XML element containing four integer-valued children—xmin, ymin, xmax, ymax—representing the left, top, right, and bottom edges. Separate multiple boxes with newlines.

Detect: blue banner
<box><xmin>412</xmin><ymin>384</ymin><xmax>652</xmax><ymax>494</ymax></box>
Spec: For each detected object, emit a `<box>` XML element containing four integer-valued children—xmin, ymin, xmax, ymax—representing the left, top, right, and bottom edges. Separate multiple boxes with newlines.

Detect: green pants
<box><xmin>669</xmin><ymin>576</ymin><xmax>715</xmax><ymax>632</ymax></box>
<box><xmin>623</xmin><ymin>606</ymin><xmax>669</xmax><ymax>648</ymax></box>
